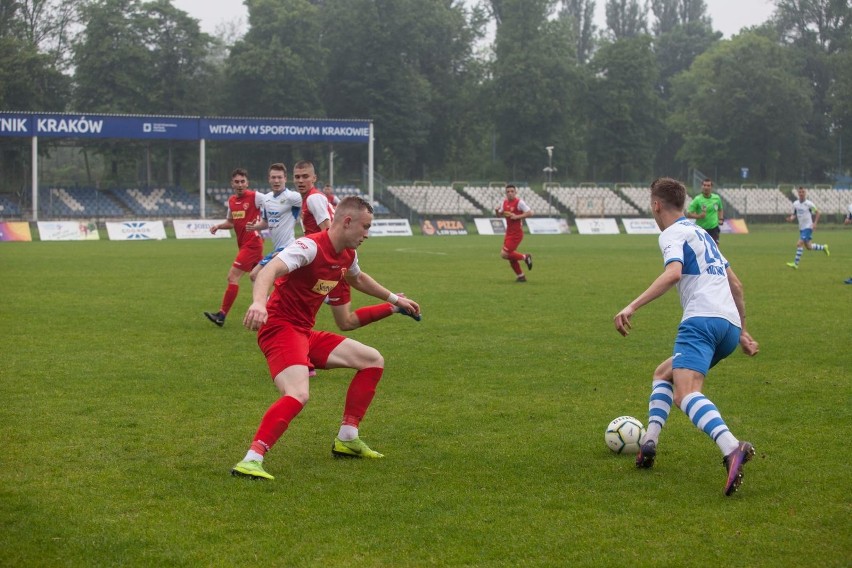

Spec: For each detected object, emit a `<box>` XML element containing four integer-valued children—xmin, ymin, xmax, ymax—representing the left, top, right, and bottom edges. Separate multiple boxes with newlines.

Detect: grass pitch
<box><xmin>1</xmin><ymin>227</ymin><xmax>850</xmax><ymax>566</ymax></box>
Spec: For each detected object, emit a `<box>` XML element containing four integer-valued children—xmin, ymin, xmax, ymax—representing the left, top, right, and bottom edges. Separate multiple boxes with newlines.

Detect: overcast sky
<box><xmin>172</xmin><ymin>0</ymin><xmax>777</xmax><ymax>40</ymax></box>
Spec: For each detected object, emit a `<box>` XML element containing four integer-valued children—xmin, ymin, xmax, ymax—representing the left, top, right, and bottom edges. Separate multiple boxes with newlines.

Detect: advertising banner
<box><xmin>526</xmin><ymin>218</ymin><xmax>570</xmax><ymax>234</ymax></box>
<box><xmin>200</xmin><ymin>118</ymin><xmax>370</xmax><ymax>142</ymax></box>
<box><xmin>720</xmin><ymin>219</ymin><xmax>749</xmax><ymax>234</ymax></box>
<box><xmin>0</xmin><ymin>222</ymin><xmax>33</xmax><ymax>241</ymax></box>
<box><xmin>37</xmin><ymin>221</ymin><xmax>100</xmax><ymax>241</ymax></box>
<box><xmin>0</xmin><ymin>113</ymin><xmax>198</xmax><ymax>140</ymax></box>
<box><xmin>420</xmin><ymin>219</ymin><xmax>468</xmax><ymax>236</ymax></box>
<box><xmin>622</xmin><ymin>218</ymin><xmax>661</xmax><ymax>235</ymax></box>
<box><xmin>474</xmin><ymin>218</ymin><xmax>507</xmax><ymax>235</ymax></box>
<box><xmin>575</xmin><ymin>218</ymin><xmax>620</xmax><ymax>235</ymax></box>
<box><xmin>106</xmin><ymin>221</ymin><xmax>167</xmax><ymax>240</ymax></box>
<box><xmin>368</xmin><ymin>219</ymin><xmax>413</xmax><ymax>237</ymax></box>
<box><xmin>173</xmin><ymin>219</ymin><xmax>232</xmax><ymax>239</ymax></box>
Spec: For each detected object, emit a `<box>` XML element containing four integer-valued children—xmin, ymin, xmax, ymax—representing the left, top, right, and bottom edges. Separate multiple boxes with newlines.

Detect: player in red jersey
<box><xmin>293</xmin><ymin>160</ymin><xmax>420</xmax><ymax>330</ymax></box>
<box><xmin>230</xmin><ymin>196</ymin><xmax>421</xmax><ymax>479</ymax></box>
<box><xmin>323</xmin><ymin>183</ymin><xmax>341</xmax><ymax>208</ymax></box>
<box><xmin>204</xmin><ymin>168</ymin><xmax>264</xmax><ymax>327</ymax></box>
<box><xmin>495</xmin><ymin>184</ymin><xmax>534</xmax><ymax>282</ymax></box>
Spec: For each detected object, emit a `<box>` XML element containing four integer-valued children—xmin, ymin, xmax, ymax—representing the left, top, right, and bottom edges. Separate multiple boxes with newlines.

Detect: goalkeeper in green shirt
<box><xmin>686</xmin><ymin>178</ymin><xmax>724</xmax><ymax>243</ymax></box>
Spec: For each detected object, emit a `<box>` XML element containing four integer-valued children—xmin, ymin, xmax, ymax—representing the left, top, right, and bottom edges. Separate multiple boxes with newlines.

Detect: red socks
<box><xmin>221</xmin><ymin>283</ymin><xmax>239</xmax><ymax>315</ymax></box>
<box><xmin>354</xmin><ymin>304</ymin><xmax>395</xmax><ymax>327</ymax></box>
<box><xmin>342</xmin><ymin>367</ymin><xmax>383</xmax><ymax>427</ymax></box>
<box><xmin>251</xmin><ymin>396</ymin><xmax>305</xmax><ymax>455</ymax></box>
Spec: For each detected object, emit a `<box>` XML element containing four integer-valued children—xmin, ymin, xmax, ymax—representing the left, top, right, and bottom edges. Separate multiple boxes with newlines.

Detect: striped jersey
<box><xmin>659</xmin><ymin>218</ymin><xmax>740</xmax><ymax>327</ymax></box>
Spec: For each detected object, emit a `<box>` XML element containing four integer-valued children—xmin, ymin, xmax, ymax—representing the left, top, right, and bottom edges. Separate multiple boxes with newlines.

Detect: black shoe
<box><xmin>524</xmin><ymin>254</ymin><xmax>533</xmax><ymax>271</ymax></box>
<box><xmin>635</xmin><ymin>440</ymin><xmax>657</xmax><ymax>469</ymax></box>
<box><xmin>204</xmin><ymin>311</ymin><xmax>225</xmax><ymax>327</ymax></box>
<box><xmin>516</xmin><ymin>275</ymin><xmax>527</xmax><ymax>283</ymax></box>
<box><xmin>397</xmin><ymin>307</ymin><xmax>422</xmax><ymax>322</ymax></box>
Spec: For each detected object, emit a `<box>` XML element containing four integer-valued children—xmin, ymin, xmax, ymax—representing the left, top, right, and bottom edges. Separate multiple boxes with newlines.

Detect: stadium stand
<box><xmin>208</xmin><ymin>185</ymin><xmax>391</xmax><ymax>216</ymax></box>
<box><xmin>206</xmin><ymin>187</ymin><xmax>232</xmax><ymax>208</ymax></box>
<box><xmin>617</xmin><ymin>186</ymin><xmax>653</xmax><ymax>214</ymax></box>
<box><xmin>547</xmin><ymin>186</ymin><xmax>640</xmax><ymax>217</ymax></box>
<box><xmin>331</xmin><ymin>185</ymin><xmax>391</xmax><ymax>215</ymax></box>
<box><xmin>40</xmin><ymin>187</ymin><xmax>126</xmax><ymax>218</ymax></box>
<box><xmin>111</xmin><ymin>187</ymin><xmax>200</xmax><ymax>217</ymax></box>
<box><xmin>717</xmin><ymin>187</ymin><xmax>790</xmax><ymax>216</ymax></box>
<box><xmin>386</xmin><ymin>185</ymin><xmax>482</xmax><ymax>215</ymax></box>
<box><xmin>463</xmin><ymin>185</ymin><xmax>559</xmax><ymax>216</ymax></box>
<box><xmin>0</xmin><ymin>194</ymin><xmax>23</xmax><ymax>218</ymax></box>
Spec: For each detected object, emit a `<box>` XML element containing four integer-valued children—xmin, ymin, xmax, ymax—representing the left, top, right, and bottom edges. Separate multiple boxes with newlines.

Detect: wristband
<box><xmin>387</xmin><ymin>292</ymin><xmax>399</xmax><ymax>304</ymax></box>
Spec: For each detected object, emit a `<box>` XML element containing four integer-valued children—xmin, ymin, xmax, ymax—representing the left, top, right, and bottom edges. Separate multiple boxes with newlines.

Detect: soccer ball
<box><xmin>605</xmin><ymin>416</ymin><xmax>645</xmax><ymax>454</ymax></box>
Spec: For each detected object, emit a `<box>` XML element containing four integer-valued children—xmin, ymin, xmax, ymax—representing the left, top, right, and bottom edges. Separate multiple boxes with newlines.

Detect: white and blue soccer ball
<box><xmin>605</xmin><ymin>416</ymin><xmax>645</xmax><ymax>454</ymax></box>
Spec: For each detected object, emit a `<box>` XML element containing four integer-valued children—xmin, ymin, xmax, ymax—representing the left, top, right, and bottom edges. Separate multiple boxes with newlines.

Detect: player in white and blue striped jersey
<box><xmin>785</xmin><ymin>186</ymin><xmax>829</xmax><ymax>269</ymax></box>
<box><xmin>613</xmin><ymin>177</ymin><xmax>760</xmax><ymax>496</ymax></box>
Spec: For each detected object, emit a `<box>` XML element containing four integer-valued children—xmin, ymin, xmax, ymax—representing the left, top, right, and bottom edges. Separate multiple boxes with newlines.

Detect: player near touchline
<box><xmin>293</xmin><ymin>160</ymin><xmax>420</xmax><ymax>329</ymax></box>
<box><xmin>231</xmin><ymin>196</ymin><xmax>421</xmax><ymax>480</ymax></box>
<box><xmin>613</xmin><ymin>177</ymin><xmax>759</xmax><ymax>496</ymax></box>
<box><xmin>786</xmin><ymin>186</ymin><xmax>829</xmax><ymax>269</ymax></box>
<box><xmin>494</xmin><ymin>184</ymin><xmax>533</xmax><ymax>282</ymax></box>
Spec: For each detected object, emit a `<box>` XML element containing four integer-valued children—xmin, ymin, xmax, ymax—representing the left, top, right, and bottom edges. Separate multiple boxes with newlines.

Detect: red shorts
<box><xmin>502</xmin><ymin>233</ymin><xmax>523</xmax><ymax>253</ymax></box>
<box><xmin>233</xmin><ymin>244</ymin><xmax>263</xmax><ymax>272</ymax></box>
<box><xmin>325</xmin><ymin>279</ymin><xmax>351</xmax><ymax>306</ymax></box>
<box><xmin>257</xmin><ymin>322</ymin><xmax>346</xmax><ymax>378</ymax></box>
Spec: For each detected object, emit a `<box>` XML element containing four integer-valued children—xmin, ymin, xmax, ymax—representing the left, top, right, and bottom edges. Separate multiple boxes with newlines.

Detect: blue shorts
<box><xmin>672</xmin><ymin>317</ymin><xmax>740</xmax><ymax>376</ymax></box>
<box><xmin>259</xmin><ymin>247</ymin><xmax>285</xmax><ymax>268</ymax></box>
<box><xmin>799</xmin><ymin>228</ymin><xmax>813</xmax><ymax>242</ymax></box>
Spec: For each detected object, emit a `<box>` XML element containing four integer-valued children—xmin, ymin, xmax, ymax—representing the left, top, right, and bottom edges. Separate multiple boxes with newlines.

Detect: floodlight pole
<box><xmin>31</xmin><ymin>135</ymin><xmax>38</xmax><ymax>221</ymax></box>
<box><xmin>544</xmin><ymin>146</ymin><xmax>555</xmax><ymax>184</ymax></box>
<box><xmin>329</xmin><ymin>147</ymin><xmax>335</xmax><ymax>189</ymax></box>
<box><xmin>368</xmin><ymin>123</ymin><xmax>374</xmax><ymax>203</ymax></box>
<box><xmin>199</xmin><ymin>138</ymin><xmax>206</xmax><ymax>219</ymax></box>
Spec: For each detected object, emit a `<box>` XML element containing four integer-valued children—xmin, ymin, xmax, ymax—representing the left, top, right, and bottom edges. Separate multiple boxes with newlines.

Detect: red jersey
<box><xmin>267</xmin><ymin>231</ymin><xmax>360</xmax><ymax>329</ymax></box>
<box><xmin>301</xmin><ymin>187</ymin><xmax>335</xmax><ymax>235</ymax></box>
<box><xmin>228</xmin><ymin>190</ymin><xmax>263</xmax><ymax>249</ymax></box>
<box><xmin>498</xmin><ymin>197</ymin><xmax>530</xmax><ymax>239</ymax></box>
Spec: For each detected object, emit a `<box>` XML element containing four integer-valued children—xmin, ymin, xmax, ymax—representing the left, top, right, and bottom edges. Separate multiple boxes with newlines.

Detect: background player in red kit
<box><xmin>204</xmin><ymin>168</ymin><xmax>264</xmax><ymax>327</ymax></box>
<box><xmin>293</xmin><ymin>160</ymin><xmax>420</xmax><ymax>329</ymax></box>
<box><xmin>231</xmin><ymin>196</ymin><xmax>421</xmax><ymax>480</ymax></box>
<box><xmin>494</xmin><ymin>184</ymin><xmax>533</xmax><ymax>282</ymax></box>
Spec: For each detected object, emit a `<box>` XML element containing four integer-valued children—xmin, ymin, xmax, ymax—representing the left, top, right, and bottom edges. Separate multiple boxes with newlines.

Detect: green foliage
<box><xmin>670</xmin><ymin>33</ymin><xmax>813</xmax><ymax>181</ymax></box>
<box><xmin>588</xmin><ymin>35</ymin><xmax>665</xmax><ymax>181</ymax></box>
<box><xmin>0</xmin><ymin>229</ymin><xmax>850</xmax><ymax>565</ymax></box>
<box><xmin>223</xmin><ymin>0</ymin><xmax>325</xmax><ymax>118</ymax></box>
<box><xmin>491</xmin><ymin>0</ymin><xmax>586</xmax><ymax>180</ymax></box>
<box><xmin>2</xmin><ymin>0</ymin><xmax>850</xmax><ymax>186</ymax></box>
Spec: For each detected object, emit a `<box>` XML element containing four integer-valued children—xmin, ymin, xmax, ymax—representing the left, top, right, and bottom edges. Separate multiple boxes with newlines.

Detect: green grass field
<box><xmin>1</xmin><ymin>227</ymin><xmax>850</xmax><ymax>567</ymax></box>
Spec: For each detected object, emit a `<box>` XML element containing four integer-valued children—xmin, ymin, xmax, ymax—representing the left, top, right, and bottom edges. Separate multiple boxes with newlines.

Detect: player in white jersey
<box><xmin>248</xmin><ymin>164</ymin><xmax>303</xmax><ymax>281</ymax></box>
<box><xmin>613</xmin><ymin>177</ymin><xmax>759</xmax><ymax>496</ymax></box>
<box><xmin>786</xmin><ymin>186</ymin><xmax>829</xmax><ymax>269</ymax></box>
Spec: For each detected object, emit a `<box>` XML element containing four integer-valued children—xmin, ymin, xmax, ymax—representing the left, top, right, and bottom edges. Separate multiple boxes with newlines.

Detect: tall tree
<box><xmin>587</xmin><ymin>35</ymin><xmax>665</xmax><ymax>180</ymax></box>
<box><xmin>490</xmin><ymin>0</ymin><xmax>586</xmax><ymax>180</ymax></box>
<box><xmin>141</xmin><ymin>0</ymin><xmax>216</xmax><ymax>115</ymax></box>
<box><xmin>773</xmin><ymin>0</ymin><xmax>852</xmax><ymax>179</ymax></box>
<box><xmin>322</xmin><ymin>0</ymin><xmax>484</xmax><ymax>180</ymax></box>
<box><xmin>560</xmin><ymin>0</ymin><xmax>597</xmax><ymax>64</ymax></box>
<box><xmin>669</xmin><ymin>32</ymin><xmax>812</xmax><ymax>183</ymax></box>
<box><xmin>604</xmin><ymin>0</ymin><xmax>648</xmax><ymax>40</ymax></box>
<box><xmin>73</xmin><ymin>0</ymin><xmax>214</xmax><ymax>185</ymax></box>
<box><xmin>223</xmin><ymin>0</ymin><xmax>325</xmax><ymax>118</ymax></box>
